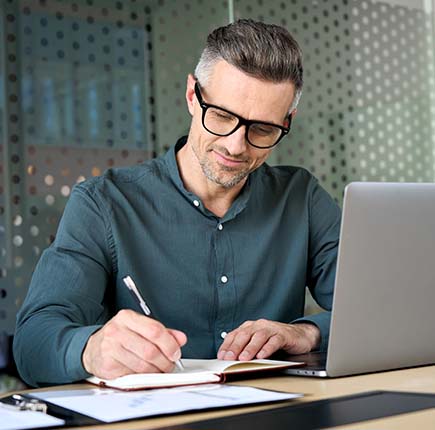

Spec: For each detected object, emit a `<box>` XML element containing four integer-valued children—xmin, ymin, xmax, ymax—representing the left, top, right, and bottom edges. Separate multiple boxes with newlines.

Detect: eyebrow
<box><xmin>199</xmin><ymin>85</ymin><xmax>288</xmax><ymax>127</ymax></box>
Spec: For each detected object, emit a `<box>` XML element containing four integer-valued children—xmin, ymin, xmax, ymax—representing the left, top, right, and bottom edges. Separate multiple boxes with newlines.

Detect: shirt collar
<box><xmin>164</xmin><ymin>136</ymin><xmax>188</xmax><ymax>191</ymax></box>
<box><xmin>164</xmin><ymin>136</ymin><xmax>257</xmax><ymax>221</ymax></box>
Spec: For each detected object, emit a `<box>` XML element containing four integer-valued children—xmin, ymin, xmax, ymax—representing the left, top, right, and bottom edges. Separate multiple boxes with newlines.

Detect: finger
<box><xmin>168</xmin><ymin>329</ymin><xmax>188</xmax><ymax>348</ymax></box>
<box><xmin>110</xmin><ymin>344</ymin><xmax>162</xmax><ymax>375</ymax></box>
<box><xmin>217</xmin><ymin>321</ymin><xmax>255</xmax><ymax>359</ymax></box>
<box><xmin>237</xmin><ymin>330</ymin><xmax>271</xmax><ymax>360</ymax></box>
<box><xmin>120</xmin><ymin>310</ymin><xmax>184</xmax><ymax>363</ymax></box>
<box><xmin>93</xmin><ymin>322</ymin><xmax>171</xmax><ymax>376</ymax></box>
<box><xmin>217</xmin><ymin>330</ymin><xmax>239</xmax><ymax>359</ymax></box>
<box><xmin>121</xmin><ymin>328</ymin><xmax>176</xmax><ymax>373</ymax></box>
<box><xmin>220</xmin><ymin>328</ymin><xmax>255</xmax><ymax>360</ymax></box>
<box><xmin>255</xmin><ymin>334</ymin><xmax>284</xmax><ymax>359</ymax></box>
<box><xmin>88</xmin><ymin>345</ymin><xmax>159</xmax><ymax>380</ymax></box>
<box><xmin>143</xmin><ymin>324</ymin><xmax>184</xmax><ymax>363</ymax></box>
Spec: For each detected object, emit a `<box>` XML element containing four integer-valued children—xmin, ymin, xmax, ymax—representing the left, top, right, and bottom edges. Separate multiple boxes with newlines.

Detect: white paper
<box><xmin>172</xmin><ymin>358</ymin><xmax>294</xmax><ymax>373</ymax></box>
<box><xmin>33</xmin><ymin>384</ymin><xmax>303</xmax><ymax>423</ymax></box>
<box><xmin>0</xmin><ymin>404</ymin><xmax>65</xmax><ymax>430</ymax></box>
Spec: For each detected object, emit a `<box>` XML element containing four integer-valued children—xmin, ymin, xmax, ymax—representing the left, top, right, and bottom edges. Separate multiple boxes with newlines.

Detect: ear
<box><xmin>186</xmin><ymin>74</ymin><xmax>197</xmax><ymax>116</ymax></box>
<box><xmin>284</xmin><ymin>109</ymin><xmax>297</xmax><ymax>128</ymax></box>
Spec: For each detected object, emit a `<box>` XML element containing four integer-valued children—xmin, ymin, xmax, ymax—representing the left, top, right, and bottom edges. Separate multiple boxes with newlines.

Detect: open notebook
<box><xmin>87</xmin><ymin>358</ymin><xmax>301</xmax><ymax>390</ymax></box>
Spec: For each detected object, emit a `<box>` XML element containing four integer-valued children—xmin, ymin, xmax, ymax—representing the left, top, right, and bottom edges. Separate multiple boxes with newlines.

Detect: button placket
<box><xmin>213</xmin><ymin>218</ymin><xmax>235</xmax><ymax>349</ymax></box>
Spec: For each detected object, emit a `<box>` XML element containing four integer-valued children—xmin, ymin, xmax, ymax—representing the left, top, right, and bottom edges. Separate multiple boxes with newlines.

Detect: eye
<box><xmin>208</xmin><ymin>108</ymin><xmax>234</xmax><ymax>121</ymax></box>
<box><xmin>250</xmin><ymin>123</ymin><xmax>275</xmax><ymax>136</ymax></box>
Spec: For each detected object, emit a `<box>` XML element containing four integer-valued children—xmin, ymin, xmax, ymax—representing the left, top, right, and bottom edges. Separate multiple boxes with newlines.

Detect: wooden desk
<box><xmin>7</xmin><ymin>365</ymin><xmax>435</xmax><ymax>430</ymax></box>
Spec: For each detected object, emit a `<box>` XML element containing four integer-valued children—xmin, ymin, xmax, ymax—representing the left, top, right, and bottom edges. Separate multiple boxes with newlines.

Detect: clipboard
<box><xmin>0</xmin><ymin>393</ymin><xmax>100</xmax><ymax>429</ymax></box>
<box><xmin>0</xmin><ymin>385</ymin><xmax>302</xmax><ymax>427</ymax></box>
<box><xmin>5</xmin><ymin>389</ymin><xmax>435</xmax><ymax>429</ymax></box>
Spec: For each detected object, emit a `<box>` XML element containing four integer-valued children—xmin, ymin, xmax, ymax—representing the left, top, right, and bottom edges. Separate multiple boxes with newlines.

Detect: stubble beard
<box><xmin>192</xmin><ymin>143</ymin><xmax>251</xmax><ymax>189</ymax></box>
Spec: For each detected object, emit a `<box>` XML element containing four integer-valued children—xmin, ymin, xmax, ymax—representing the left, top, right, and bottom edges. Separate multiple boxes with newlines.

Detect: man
<box><xmin>14</xmin><ymin>19</ymin><xmax>340</xmax><ymax>386</ymax></box>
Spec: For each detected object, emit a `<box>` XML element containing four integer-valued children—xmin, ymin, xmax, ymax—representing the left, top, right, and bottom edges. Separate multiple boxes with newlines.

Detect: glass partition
<box><xmin>1</xmin><ymin>0</ymin><xmax>434</xmax><ymax>333</ymax></box>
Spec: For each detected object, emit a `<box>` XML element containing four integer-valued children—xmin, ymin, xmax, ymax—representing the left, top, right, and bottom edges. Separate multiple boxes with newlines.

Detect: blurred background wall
<box><xmin>1</xmin><ymin>0</ymin><xmax>434</xmax><ymax>389</ymax></box>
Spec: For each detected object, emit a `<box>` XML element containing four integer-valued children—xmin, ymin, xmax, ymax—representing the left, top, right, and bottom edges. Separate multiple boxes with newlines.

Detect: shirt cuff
<box><xmin>291</xmin><ymin>311</ymin><xmax>331</xmax><ymax>352</ymax></box>
<box><xmin>65</xmin><ymin>325</ymin><xmax>102</xmax><ymax>381</ymax></box>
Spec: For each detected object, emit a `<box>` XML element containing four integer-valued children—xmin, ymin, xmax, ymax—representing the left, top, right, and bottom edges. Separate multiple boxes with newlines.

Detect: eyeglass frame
<box><xmin>194</xmin><ymin>82</ymin><xmax>292</xmax><ymax>149</ymax></box>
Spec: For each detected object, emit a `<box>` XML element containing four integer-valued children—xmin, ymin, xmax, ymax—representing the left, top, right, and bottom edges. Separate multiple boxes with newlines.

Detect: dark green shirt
<box><xmin>14</xmin><ymin>137</ymin><xmax>341</xmax><ymax>387</ymax></box>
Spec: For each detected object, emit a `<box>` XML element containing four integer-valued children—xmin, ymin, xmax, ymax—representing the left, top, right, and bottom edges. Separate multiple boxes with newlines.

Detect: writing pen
<box><xmin>122</xmin><ymin>275</ymin><xmax>184</xmax><ymax>371</ymax></box>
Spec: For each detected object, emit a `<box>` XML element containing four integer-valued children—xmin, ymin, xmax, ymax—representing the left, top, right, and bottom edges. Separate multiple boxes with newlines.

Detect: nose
<box><xmin>224</xmin><ymin>125</ymin><xmax>249</xmax><ymax>156</ymax></box>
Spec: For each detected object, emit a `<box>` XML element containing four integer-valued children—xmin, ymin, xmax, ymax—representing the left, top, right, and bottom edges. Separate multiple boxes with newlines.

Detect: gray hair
<box><xmin>194</xmin><ymin>19</ymin><xmax>303</xmax><ymax>111</ymax></box>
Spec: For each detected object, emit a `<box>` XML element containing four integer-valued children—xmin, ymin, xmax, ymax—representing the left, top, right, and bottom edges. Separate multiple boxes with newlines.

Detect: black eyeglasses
<box><xmin>194</xmin><ymin>82</ymin><xmax>291</xmax><ymax>149</ymax></box>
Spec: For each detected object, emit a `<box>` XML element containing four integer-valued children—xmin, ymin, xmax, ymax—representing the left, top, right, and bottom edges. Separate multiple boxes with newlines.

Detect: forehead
<box><xmin>204</xmin><ymin>60</ymin><xmax>295</xmax><ymax>121</ymax></box>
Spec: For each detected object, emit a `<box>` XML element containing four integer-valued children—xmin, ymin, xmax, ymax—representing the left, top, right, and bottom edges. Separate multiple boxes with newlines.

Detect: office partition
<box><xmin>0</xmin><ymin>0</ymin><xmax>434</xmax><ymax>336</ymax></box>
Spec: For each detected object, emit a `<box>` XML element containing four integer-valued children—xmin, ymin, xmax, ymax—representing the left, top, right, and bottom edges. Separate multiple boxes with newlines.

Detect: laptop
<box><xmin>286</xmin><ymin>182</ymin><xmax>435</xmax><ymax>377</ymax></box>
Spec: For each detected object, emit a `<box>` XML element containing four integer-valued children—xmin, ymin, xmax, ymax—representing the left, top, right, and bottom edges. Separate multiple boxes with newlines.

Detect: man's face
<box><xmin>186</xmin><ymin>61</ymin><xmax>296</xmax><ymax>189</ymax></box>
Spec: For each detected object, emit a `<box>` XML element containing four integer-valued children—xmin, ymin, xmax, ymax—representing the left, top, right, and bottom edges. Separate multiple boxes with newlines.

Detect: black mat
<box><xmin>155</xmin><ymin>390</ymin><xmax>435</xmax><ymax>430</ymax></box>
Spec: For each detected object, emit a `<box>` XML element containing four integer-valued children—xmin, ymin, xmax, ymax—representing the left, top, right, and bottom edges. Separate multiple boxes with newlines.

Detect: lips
<box><xmin>213</xmin><ymin>150</ymin><xmax>247</xmax><ymax>168</ymax></box>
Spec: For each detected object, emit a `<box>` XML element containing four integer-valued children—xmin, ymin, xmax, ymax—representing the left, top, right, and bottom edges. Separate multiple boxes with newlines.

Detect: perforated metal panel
<box><xmin>349</xmin><ymin>1</ymin><xmax>435</xmax><ymax>183</ymax></box>
<box><xmin>151</xmin><ymin>1</ymin><xmax>229</xmax><ymax>152</ymax></box>
<box><xmin>234</xmin><ymin>0</ymin><xmax>435</xmax><ymax>201</ymax></box>
<box><xmin>1</xmin><ymin>0</ymin><xmax>435</xmax><ymax>333</ymax></box>
<box><xmin>0</xmin><ymin>0</ymin><xmax>156</xmax><ymax>334</ymax></box>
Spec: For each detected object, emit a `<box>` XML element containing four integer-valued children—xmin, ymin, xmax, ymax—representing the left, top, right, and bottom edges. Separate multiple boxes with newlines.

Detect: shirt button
<box><xmin>218</xmin><ymin>223</ymin><xmax>223</xmax><ymax>231</ymax></box>
<box><xmin>221</xmin><ymin>331</ymin><xmax>228</xmax><ymax>339</ymax></box>
<box><xmin>193</xmin><ymin>200</ymin><xmax>200</xmax><ymax>207</ymax></box>
<box><xmin>221</xmin><ymin>275</ymin><xmax>228</xmax><ymax>284</ymax></box>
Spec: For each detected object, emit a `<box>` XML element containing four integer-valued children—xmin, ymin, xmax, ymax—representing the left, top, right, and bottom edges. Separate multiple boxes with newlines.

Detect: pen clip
<box><xmin>123</xmin><ymin>275</ymin><xmax>151</xmax><ymax>316</ymax></box>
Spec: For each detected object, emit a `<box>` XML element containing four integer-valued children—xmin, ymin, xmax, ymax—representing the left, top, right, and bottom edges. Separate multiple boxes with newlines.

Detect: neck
<box><xmin>176</xmin><ymin>141</ymin><xmax>246</xmax><ymax>218</ymax></box>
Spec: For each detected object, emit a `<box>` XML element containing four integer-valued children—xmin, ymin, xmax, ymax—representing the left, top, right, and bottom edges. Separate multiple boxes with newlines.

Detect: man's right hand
<box><xmin>82</xmin><ymin>309</ymin><xmax>187</xmax><ymax>379</ymax></box>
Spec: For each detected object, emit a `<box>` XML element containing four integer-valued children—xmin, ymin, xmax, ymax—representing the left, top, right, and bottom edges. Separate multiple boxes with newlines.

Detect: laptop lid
<box><xmin>327</xmin><ymin>182</ymin><xmax>435</xmax><ymax>376</ymax></box>
<box><xmin>287</xmin><ymin>182</ymin><xmax>435</xmax><ymax>377</ymax></box>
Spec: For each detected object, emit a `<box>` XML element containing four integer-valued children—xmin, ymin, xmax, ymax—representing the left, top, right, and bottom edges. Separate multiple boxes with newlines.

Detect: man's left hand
<box><xmin>217</xmin><ymin>319</ymin><xmax>320</xmax><ymax>361</ymax></box>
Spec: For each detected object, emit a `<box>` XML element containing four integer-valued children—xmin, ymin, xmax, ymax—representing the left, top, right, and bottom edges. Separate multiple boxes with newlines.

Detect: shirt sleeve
<box><xmin>292</xmin><ymin>177</ymin><xmax>341</xmax><ymax>351</ymax></box>
<box><xmin>13</xmin><ymin>183</ymin><xmax>114</xmax><ymax>387</ymax></box>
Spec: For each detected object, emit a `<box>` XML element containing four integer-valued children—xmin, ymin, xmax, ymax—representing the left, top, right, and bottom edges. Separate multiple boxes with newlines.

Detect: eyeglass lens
<box><xmin>203</xmin><ymin>107</ymin><xmax>283</xmax><ymax>148</ymax></box>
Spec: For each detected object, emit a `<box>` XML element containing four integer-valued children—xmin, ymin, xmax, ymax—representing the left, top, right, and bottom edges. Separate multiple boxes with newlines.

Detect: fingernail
<box><xmin>217</xmin><ymin>350</ymin><xmax>226</xmax><ymax>360</ymax></box>
<box><xmin>239</xmin><ymin>351</ymin><xmax>249</xmax><ymax>360</ymax></box>
<box><xmin>173</xmin><ymin>350</ymin><xmax>181</xmax><ymax>361</ymax></box>
<box><xmin>224</xmin><ymin>351</ymin><xmax>235</xmax><ymax>360</ymax></box>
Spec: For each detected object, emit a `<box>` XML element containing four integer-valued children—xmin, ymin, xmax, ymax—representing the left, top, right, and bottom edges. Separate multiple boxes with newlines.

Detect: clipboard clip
<box><xmin>1</xmin><ymin>394</ymin><xmax>48</xmax><ymax>413</ymax></box>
